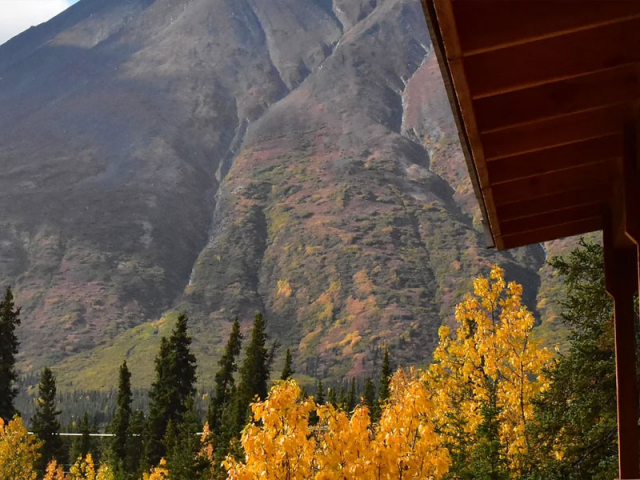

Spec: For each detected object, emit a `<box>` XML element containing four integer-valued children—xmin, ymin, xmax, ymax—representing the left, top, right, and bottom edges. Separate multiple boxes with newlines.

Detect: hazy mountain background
<box><xmin>0</xmin><ymin>0</ymin><xmax>579</xmax><ymax>391</ymax></box>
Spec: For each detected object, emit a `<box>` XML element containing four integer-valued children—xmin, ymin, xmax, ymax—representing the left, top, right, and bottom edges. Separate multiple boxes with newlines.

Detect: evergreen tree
<box><xmin>236</xmin><ymin>312</ymin><xmax>270</xmax><ymax>430</ymax></box>
<box><xmin>125</xmin><ymin>410</ymin><xmax>146</xmax><ymax>477</ymax></box>
<box><xmin>527</xmin><ymin>240</ymin><xmax>618</xmax><ymax>479</ymax></box>
<box><xmin>327</xmin><ymin>387</ymin><xmax>337</xmax><ymax>408</ymax></box>
<box><xmin>0</xmin><ymin>287</ymin><xmax>20</xmax><ymax>421</ymax></box>
<box><xmin>378</xmin><ymin>348</ymin><xmax>392</xmax><ymax>405</ymax></box>
<box><xmin>315</xmin><ymin>380</ymin><xmax>325</xmax><ymax>405</ymax></box>
<box><xmin>280</xmin><ymin>348</ymin><xmax>294</xmax><ymax>380</ymax></box>
<box><xmin>144</xmin><ymin>313</ymin><xmax>197</xmax><ymax>468</ymax></box>
<box><xmin>110</xmin><ymin>361</ymin><xmax>132</xmax><ymax>474</ymax></box>
<box><xmin>337</xmin><ymin>384</ymin><xmax>347</xmax><ymax>411</ymax></box>
<box><xmin>362</xmin><ymin>377</ymin><xmax>376</xmax><ymax>411</ymax></box>
<box><xmin>32</xmin><ymin>367</ymin><xmax>65</xmax><ymax>470</ymax></box>
<box><xmin>165</xmin><ymin>396</ymin><xmax>207</xmax><ymax>480</ymax></box>
<box><xmin>468</xmin><ymin>382</ymin><xmax>509</xmax><ymax>480</ymax></box>
<box><xmin>70</xmin><ymin>411</ymin><xmax>94</xmax><ymax>462</ymax></box>
<box><xmin>207</xmin><ymin>318</ymin><xmax>242</xmax><ymax>432</ymax></box>
<box><xmin>346</xmin><ymin>378</ymin><xmax>357</xmax><ymax>412</ymax></box>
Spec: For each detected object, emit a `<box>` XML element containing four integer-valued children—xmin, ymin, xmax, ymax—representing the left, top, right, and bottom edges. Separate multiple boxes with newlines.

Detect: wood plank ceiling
<box><xmin>421</xmin><ymin>0</ymin><xmax>640</xmax><ymax>250</ymax></box>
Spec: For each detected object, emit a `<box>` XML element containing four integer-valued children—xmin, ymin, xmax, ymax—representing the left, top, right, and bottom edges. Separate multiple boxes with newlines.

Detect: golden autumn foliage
<box><xmin>222</xmin><ymin>266</ymin><xmax>550</xmax><ymax>479</ymax></box>
<box><xmin>0</xmin><ymin>416</ymin><xmax>41</xmax><ymax>480</ymax></box>
<box><xmin>224</xmin><ymin>375</ymin><xmax>449</xmax><ymax>480</ymax></box>
<box><xmin>44</xmin><ymin>454</ymin><xmax>115</xmax><ymax>480</ymax></box>
<box><xmin>43</xmin><ymin>460</ymin><xmax>66</xmax><ymax>480</ymax></box>
<box><xmin>428</xmin><ymin>265</ymin><xmax>553</xmax><ymax>473</ymax></box>
<box><xmin>0</xmin><ymin>266</ymin><xmax>551</xmax><ymax>480</ymax></box>
<box><xmin>143</xmin><ymin>459</ymin><xmax>170</xmax><ymax>480</ymax></box>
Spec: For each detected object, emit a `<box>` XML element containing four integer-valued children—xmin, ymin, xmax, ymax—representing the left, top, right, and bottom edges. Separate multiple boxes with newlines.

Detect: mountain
<box><xmin>0</xmin><ymin>0</ymin><xmax>558</xmax><ymax>390</ymax></box>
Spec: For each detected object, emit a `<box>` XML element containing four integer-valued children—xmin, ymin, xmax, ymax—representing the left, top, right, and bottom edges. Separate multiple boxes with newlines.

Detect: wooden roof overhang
<box><xmin>421</xmin><ymin>0</ymin><xmax>640</xmax><ymax>251</ymax></box>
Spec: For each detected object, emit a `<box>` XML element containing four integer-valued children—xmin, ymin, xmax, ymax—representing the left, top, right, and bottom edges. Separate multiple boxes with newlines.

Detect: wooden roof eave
<box><xmin>421</xmin><ymin>0</ymin><xmax>498</xmax><ymax>249</ymax></box>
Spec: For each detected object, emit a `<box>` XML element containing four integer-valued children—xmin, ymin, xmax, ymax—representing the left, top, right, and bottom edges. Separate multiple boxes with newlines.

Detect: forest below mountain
<box><xmin>0</xmin><ymin>241</ymin><xmax>622</xmax><ymax>479</ymax></box>
<box><xmin>0</xmin><ymin>0</ymin><xmax>586</xmax><ymax>392</ymax></box>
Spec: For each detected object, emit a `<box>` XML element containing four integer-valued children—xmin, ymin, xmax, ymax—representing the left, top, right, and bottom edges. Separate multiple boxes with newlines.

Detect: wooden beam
<box><xmin>430</xmin><ymin>0</ymin><xmax>504</xmax><ymax>247</ymax></box>
<box><xmin>604</xmin><ymin>219</ymin><xmax>640</xmax><ymax>480</ymax></box>
<box><xmin>499</xmin><ymin>216</ymin><xmax>602</xmax><ymax>249</ymax></box>
<box><xmin>492</xmin><ymin>160</ymin><xmax>616</xmax><ymax>206</ymax></box>
<box><xmin>496</xmin><ymin>186</ymin><xmax>612</xmax><ymax>222</ymax></box>
<box><xmin>452</xmin><ymin>0</ymin><xmax>640</xmax><ymax>55</ymax></box>
<box><xmin>465</xmin><ymin>17</ymin><xmax>640</xmax><ymax>98</ymax></box>
<box><xmin>475</xmin><ymin>65</ymin><xmax>640</xmax><ymax>133</ymax></box>
<box><xmin>623</xmin><ymin>120</ymin><xmax>640</xmax><ymax>244</ymax></box>
<box><xmin>482</xmin><ymin>104</ymin><xmax>628</xmax><ymax>160</ymax></box>
<box><xmin>499</xmin><ymin>203</ymin><xmax>605</xmax><ymax>236</ymax></box>
<box><xmin>487</xmin><ymin>134</ymin><xmax>622</xmax><ymax>184</ymax></box>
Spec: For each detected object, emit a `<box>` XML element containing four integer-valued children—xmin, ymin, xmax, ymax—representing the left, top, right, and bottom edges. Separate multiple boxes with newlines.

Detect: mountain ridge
<box><xmin>0</xmin><ymin>0</ymin><xmax>560</xmax><ymax>390</ymax></box>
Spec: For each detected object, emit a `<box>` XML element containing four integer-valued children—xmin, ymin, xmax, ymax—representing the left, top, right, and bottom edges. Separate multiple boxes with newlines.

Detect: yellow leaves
<box><xmin>429</xmin><ymin>265</ymin><xmax>553</xmax><ymax>474</ymax></box>
<box><xmin>226</xmin><ymin>378</ymin><xmax>450</xmax><ymax>480</ymax></box>
<box><xmin>42</xmin><ymin>454</ymin><xmax>114</xmax><ymax>480</ymax></box>
<box><xmin>221</xmin><ymin>266</ymin><xmax>552</xmax><ymax>479</ymax></box>
<box><xmin>44</xmin><ymin>460</ymin><xmax>66</xmax><ymax>480</ymax></box>
<box><xmin>143</xmin><ymin>459</ymin><xmax>170</xmax><ymax>480</ymax></box>
<box><xmin>226</xmin><ymin>380</ymin><xmax>317</xmax><ymax>480</ymax></box>
<box><xmin>0</xmin><ymin>416</ymin><xmax>41</xmax><ymax>480</ymax></box>
<box><xmin>69</xmin><ymin>454</ymin><xmax>97</xmax><ymax>480</ymax></box>
<box><xmin>68</xmin><ymin>454</ymin><xmax>114</xmax><ymax>480</ymax></box>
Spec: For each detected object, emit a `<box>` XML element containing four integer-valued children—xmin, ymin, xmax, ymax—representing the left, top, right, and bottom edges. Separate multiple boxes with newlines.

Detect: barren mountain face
<box><xmin>0</xmin><ymin>0</ymin><xmax>549</xmax><ymax>388</ymax></box>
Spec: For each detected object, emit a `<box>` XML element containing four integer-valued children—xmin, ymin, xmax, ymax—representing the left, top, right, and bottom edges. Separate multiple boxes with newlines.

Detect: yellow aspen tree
<box><xmin>363</xmin><ymin>368</ymin><xmax>449</xmax><ymax>480</ymax></box>
<box><xmin>69</xmin><ymin>454</ymin><xmax>97</xmax><ymax>480</ymax></box>
<box><xmin>314</xmin><ymin>404</ymin><xmax>373</xmax><ymax>479</ymax></box>
<box><xmin>429</xmin><ymin>265</ymin><xmax>552</xmax><ymax>474</ymax></box>
<box><xmin>43</xmin><ymin>460</ymin><xmax>66</xmax><ymax>480</ymax></box>
<box><xmin>143</xmin><ymin>459</ymin><xmax>170</xmax><ymax>480</ymax></box>
<box><xmin>225</xmin><ymin>380</ymin><xmax>317</xmax><ymax>480</ymax></box>
<box><xmin>0</xmin><ymin>417</ymin><xmax>41</xmax><ymax>480</ymax></box>
<box><xmin>199</xmin><ymin>422</ymin><xmax>215</xmax><ymax>478</ymax></box>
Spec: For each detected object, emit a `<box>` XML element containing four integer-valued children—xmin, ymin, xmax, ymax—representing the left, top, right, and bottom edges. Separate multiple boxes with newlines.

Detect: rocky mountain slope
<box><xmin>0</xmin><ymin>0</ymin><xmax>559</xmax><ymax>389</ymax></box>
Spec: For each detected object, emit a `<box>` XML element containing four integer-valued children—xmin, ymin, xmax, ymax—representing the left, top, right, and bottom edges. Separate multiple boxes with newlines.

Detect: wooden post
<box><xmin>605</xmin><ymin>214</ymin><xmax>640</xmax><ymax>479</ymax></box>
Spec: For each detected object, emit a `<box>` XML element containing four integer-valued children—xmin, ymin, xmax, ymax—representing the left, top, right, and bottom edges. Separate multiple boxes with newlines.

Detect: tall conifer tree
<box><xmin>110</xmin><ymin>361</ymin><xmax>132</xmax><ymax>472</ymax></box>
<box><xmin>315</xmin><ymin>380</ymin><xmax>325</xmax><ymax>405</ymax></box>
<box><xmin>280</xmin><ymin>349</ymin><xmax>294</xmax><ymax>380</ymax></box>
<box><xmin>126</xmin><ymin>410</ymin><xmax>146</xmax><ymax>477</ymax></box>
<box><xmin>362</xmin><ymin>377</ymin><xmax>376</xmax><ymax>411</ymax></box>
<box><xmin>32</xmin><ymin>367</ymin><xmax>64</xmax><ymax>470</ymax></box>
<box><xmin>207</xmin><ymin>318</ymin><xmax>242</xmax><ymax>432</ymax></box>
<box><xmin>70</xmin><ymin>411</ymin><xmax>94</xmax><ymax>462</ymax></box>
<box><xmin>144</xmin><ymin>313</ymin><xmax>197</xmax><ymax>468</ymax></box>
<box><xmin>378</xmin><ymin>348</ymin><xmax>392</xmax><ymax>404</ymax></box>
<box><xmin>236</xmin><ymin>312</ymin><xmax>270</xmax><ymax>429</ymax></box>
<box><xmin>346</xmin><ymin>378</ymin><xmax>357</xmax><ymax>412</ymax></box>
<box><xmin>165</xmin><ymin>396</ymin><xmax>207</xmax><ymax>479</ymax></box>
<box><xmin>0</xmin><ymin>287</ymin><xmax>20</xmax><ymax>421</ymax></box>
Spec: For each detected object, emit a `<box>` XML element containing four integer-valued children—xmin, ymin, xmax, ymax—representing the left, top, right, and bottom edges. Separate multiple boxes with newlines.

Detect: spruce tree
<box><xmin>527</xmin><ymin>240</ymin><xmax>618</xmax><ymax>479</ymax></box>
<box><xmin>346</xmin><ymin>378</ymin><xmax>357</xmax><ymax>412</ymax></box>
<box><xmin>32</xmin><ymin>367</ymin><xmax>65</xmax><ymax>470</ymax></box>
<box><xmin>70</xmin><ymin>411</ymin><xmax>93</xmax><ymax>462</ymax></box>
<box><xmin>327</xmin><ymin>387</ymin><xmax>337</xmax><ymax>408</ymax></box>
<box><xmin>362</xmin><ymin>377</ymin><xmax>376</xmax><ymax>411</ymax></box>
<box><xmin>236</xmin><ymin>312</ymin><xmax>270</xmax><ymax>430</ymax></box>
<box><xmin>144</xmin><ymin>313</ymin><xmax>197</xmax><ymax>468</ymax></box>
<box><xmin>125</xmin><ymin>410</ymin><xmax>146</xmax><ymax>477</ymax></box>
<box><xmin>0</xmin><ymin>287</ymin><xmax>20</xmax><ymax>421</ymax></box>
<box><xmin>468</xmin><ymin>381</ymin><xmax>509</xmax><ymax>480</ymax></box>
<box><xmin>110</xmin><ymin>361</ymin><xmax>132</xmax><ymax>473</ymax></box>
<box><xmin>337</xmin><ymin>384</ymin><xmax>347</xmax><ymax>411</ymax></box>
<box><xmin>280</xmin><ymin>348</ymin><xmax>294</xmax><ymax>380</ymax></box>
<box><xmin>165</xmin><ymin>396</ymin><xmax>207</xmax><ymax>480</ymax></box>
<box><xmin>315</xmin><ymin>380</ymin><xmax>325</xmax><ymax>405</ymax></box>
<box><xmin>378</xmin><ymin>348</ymin><xmax>392</xmax><ymax>405</ymax></box>
<box><xmin>207</xmin><ymin>318</ymin><xmax>242</xmax><ymax>432</ymax></box>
